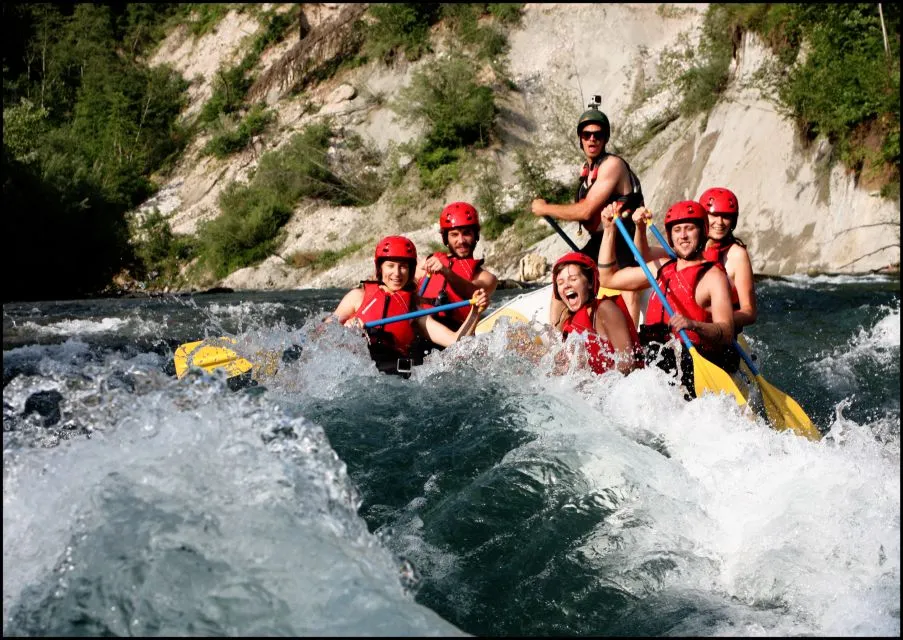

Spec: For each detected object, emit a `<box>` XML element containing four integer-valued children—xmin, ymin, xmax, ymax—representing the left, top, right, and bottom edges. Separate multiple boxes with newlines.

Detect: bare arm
<box><xmin>670</xmin><ymin>268</ymin><xmax>734</xmax><ymax>345</ymax></box>
<box><xmin>597</xmin><ymin>204</ymin><xmax>661</xmax><ymax>291</ymax></box>
<box><xmin>531</xmin><ymin>156</ymin><xmax>621</xmax><ymax>222</ymax></box>
<box><xmin>414</xmin><ymin>258</ymin><xmax>428</xmax><ymax>283</ymax></box>
<box><xmin>440</xmin><ymin>264</ymin><xmax>498</xmax><ymax>299</ymax></box>
<box><xmin>596</xmin><ymin>300</ymin><xmax>638</xmax><ymax>374</ymax></box>
<box><xmin>417</xmin><ymin>289</ymin><xmax>489</xmax><ymax>347</ymax></box>
<box><xmin>332</xmin><ymin>288</ymin><xmax>365</xmax><ymax>325</ymax></box>
<box><xmin>632</xmin><ymin>207</ymin><xmax>671</xmax><ymax>262</ymax></box>
<box><xmin>725</xmin><ymin>245</ymin><xmax>758</xmax><ymax>330</ymax></box>
<box><xmin>549</xmin><ymin>295</ymin><xmax>568</xmax><ymax>331</ymax></box>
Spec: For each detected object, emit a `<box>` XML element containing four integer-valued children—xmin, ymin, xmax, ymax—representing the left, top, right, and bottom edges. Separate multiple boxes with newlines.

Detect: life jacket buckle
<box><xmin>396</xmin><ymin>358</ymin><xmax>413</xmax><ymax>374</ymax></box>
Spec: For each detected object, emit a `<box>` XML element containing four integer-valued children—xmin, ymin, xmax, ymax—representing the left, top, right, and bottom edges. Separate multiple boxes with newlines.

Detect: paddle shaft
<box><xmin>612</xmin><ymin>216</ymin><xmax>694</xmax><ymax>351</ymax></box>
<box><xmin>543</xmin><ymin>216</ymin><xmax>581</xmax><ymax>252</ymax></box>
<box><xmin>648</xmin><ymin>222</ymin><xmax>762</xmax><ymax>375</ymax></box>
<box><xmin>363</xmin><ymin>298</ymin><xmax>473</xmax><ymax>329</ymax></box>
<box><xmin>418</xmin><ymin>275</ymin><xmax>430</xmax><ymax>296</ymax></box>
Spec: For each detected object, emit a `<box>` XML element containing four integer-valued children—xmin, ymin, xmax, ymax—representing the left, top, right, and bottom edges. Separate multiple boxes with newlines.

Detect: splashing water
<box><xmin>3</xmin><ymin>278</ymin><xmax>899</xmax><ymax>636</ymax></box>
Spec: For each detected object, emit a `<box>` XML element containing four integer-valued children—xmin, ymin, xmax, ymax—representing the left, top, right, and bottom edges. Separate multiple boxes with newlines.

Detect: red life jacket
<box><xmin>703</xmin><ymin>239</ymin><xmax>740</xmax><ymax>309</ymax></box>
<box><xmin>354</xmin><ymin>282</ymin><xmax>417</xmax><ymax>357</ymax></box>
<box><xmin>561</xmin><ymin>296</ymin><xmax>640</xmax><ymax>374</ymax></box>
<box><xmin>643</xmin><ymin>260</ymin><xmax>724</xmax><ymax>347</ymax></box>
<box><xmin>416</xmin><ymin>253</ymin><xmax>483</xmax><ymax>327</ymax></box>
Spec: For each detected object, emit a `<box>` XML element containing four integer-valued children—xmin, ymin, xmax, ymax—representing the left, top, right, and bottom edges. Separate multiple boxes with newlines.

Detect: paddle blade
<box><xmin>173</xmin><ymin>338</ymin><xmax>254</xmax><ymax>379</ymax></box>
<box><xmin>688</xmin><ymin>346</ymin><xmax>748</xmax><ymax>407</ymax></box>
<box><xmin>755</xmin><ymin>374</ymin><xmax>821</xmax><ymax>440</ymax></box>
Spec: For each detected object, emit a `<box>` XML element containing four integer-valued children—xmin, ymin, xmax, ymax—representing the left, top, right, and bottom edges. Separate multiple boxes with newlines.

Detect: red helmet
<box><xmin>440</xmin><ymin>202</ymin><xmax>480</xmax><ymax>230</ymax></box>
<box><xmin>663</xmin><ymin>200</ymin><xmax>708</xmax><ymax>250</ymax></box>
<box><xmin>374</xmin><ymin>235</ymin><xmax>417</xmax><ymax>274</ymax></box>
<box><xmin>552</xmin><ymin>251</ymin><xmax>599</xmax><ymax>300</ymax></box>
<box><xmin>698</xmin><ymin>187</ymin><xmax>739</xmax><ymax>216</ymax></box>
<box><xmin>440</xmin><ymin>202</ymin><xmax>480</xmax><ymax>246</ymax></box>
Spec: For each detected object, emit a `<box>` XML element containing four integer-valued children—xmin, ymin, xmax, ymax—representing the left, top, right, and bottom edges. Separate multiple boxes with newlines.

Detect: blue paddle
<box><xmin>612</xmin><ymin>215</ymin><xmax>747</xmax><ymax>406</ymax></box>
<box><xmin>364</xmin><ymin>297</ymin><xmax>476</xmax><ymax>329</ymax></box>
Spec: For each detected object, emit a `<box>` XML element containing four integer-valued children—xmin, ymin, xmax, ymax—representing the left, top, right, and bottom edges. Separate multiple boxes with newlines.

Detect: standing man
<box><xmin>415</xmin><ymin>201</ymin><xmax>498</xmax><ymax>333</ymax></box>
<box><xmin>531</xmin><ymin>97</ymin><xmax>646</xmax><ymax>324</ymax></box>
<box><xmin>597</xmin><ymin>200</ymin><xmax>737</xmax><ymax>399</ymax></box>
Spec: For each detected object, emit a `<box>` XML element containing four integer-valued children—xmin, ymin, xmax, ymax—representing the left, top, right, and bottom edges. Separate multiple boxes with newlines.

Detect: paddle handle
<box><xmin>543</xmin><ymin>216</ymin><xmax>581</xmax><ymax>252</ymax></box>
<box><xmin>417</xmin><ymin>275</ymin><xmax>430</xmax><ymax>296</ymax></box>
<box><xmin>363</xmin><ymin>298</ymin><xmax>474</xmax><ymax>329</ymax></box>
<box><xmin>612</xmin><ymin>216</ymin><xmax>694</xmax><ymax>351</ymax></box>
<box><xmin>647</xmin><ymin>222</ymin><xmax>675</xmax><ymax>260</ymax></box>
<box><xmin>649</xmin><ymin>222</ymin><xmax>761</xmax><ymax>375</ymax></box>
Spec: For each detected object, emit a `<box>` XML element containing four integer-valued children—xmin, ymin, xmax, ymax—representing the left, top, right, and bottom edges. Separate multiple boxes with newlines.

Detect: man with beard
<box><xmin>597</xmin><ymin>199</ymin><xmax>737</xmax><ymax>398</ymax></box>
<box><xmin>415</xmin><ymin>202</ymin><xmax>498</xmax><ymax>335</ymax></box>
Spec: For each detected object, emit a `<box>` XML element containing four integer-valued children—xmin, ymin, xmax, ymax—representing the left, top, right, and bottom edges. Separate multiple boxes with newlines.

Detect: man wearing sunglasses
<box><xmin>531</xmin><ymin>102</ymin><xmax>649</xmax><ymax>324</ymax></box>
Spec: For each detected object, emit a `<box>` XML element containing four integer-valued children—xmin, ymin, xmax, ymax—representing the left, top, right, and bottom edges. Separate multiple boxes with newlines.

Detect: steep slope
<box><xmin>137</xmin><ymin>3</ymin><xmax>900</xmax><ymax>292</ymax></box>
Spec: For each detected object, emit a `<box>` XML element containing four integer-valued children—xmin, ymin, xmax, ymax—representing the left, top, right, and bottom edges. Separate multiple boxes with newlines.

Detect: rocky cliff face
<box><xmin>137</xmin><ymin>3</ymin><xmax>900</xmax><ymax>292</ymax></box>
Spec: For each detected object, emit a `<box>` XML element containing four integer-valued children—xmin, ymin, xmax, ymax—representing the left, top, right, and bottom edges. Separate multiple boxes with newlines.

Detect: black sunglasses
<box><xmin>580</xmin><ymin>130</ymin><xmax>605</xmax><ymax>141</ymax></box>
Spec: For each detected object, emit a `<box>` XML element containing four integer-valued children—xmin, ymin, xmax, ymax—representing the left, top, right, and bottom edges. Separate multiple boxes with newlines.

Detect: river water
<box><xmin>3</xmin><ymin>275</ymin><xmax>900</xmax><ymax>636</ymax></box>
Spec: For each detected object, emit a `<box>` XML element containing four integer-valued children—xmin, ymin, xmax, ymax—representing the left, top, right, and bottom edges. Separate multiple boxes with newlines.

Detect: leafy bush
<box><xmin>197</xmin><ymin>9</ymin><xmax>292</xmax><ymax>126</ymax></box>
<box><xmin>4</xmin><ymin>145</ymin><xmax>134</xmax><ymax>301</ymax></box>
<box><xmin>196</xmin><ymin>123</ymin><xmax>377</xmax><ymax>277</ymax></box>
<box><xmin>2</xmin><ymin>4</ymin><xmax>191</xmax><ymax>299</ymax></box>
<box><xmin>288</xmin><ymin>242</ymin><xmax>366</xmax><ymax>272</ymax></box>
<box><xmin>202</xmin><ymin>104</ymin><xmax>274</xmax><ymax>158</ymax></box>
<box><xmin>771</xmin><ymin>5</ymin><xmax>900</xmax><ymax>173</ymax></box>
<box><xmin>681</xmin><ymin>3</ymin><xmax>900</xmax><ymax>188</ymax></box>
<box><xmin>392</xmin><ymin>51</ymin><xmax>498</xmax><ymax>193</ymax></box>
<box><xmin>184</xmin><ymin>4</ymin><xmax>232</xmax><ymax>37</ymax></box>
<box><xmin>480</xmin><ymin>150</ymin><xmax>572</xmax><ymax>241</ymax></box>
<box><xmin>364</xmin><ymin>4</ymin><xmax>441</xmax><ymax>62</ymax></box>
<box><xmin>441</xmin><ymin>4</ymin><xmax>513</xmax><ymax>62</ymax></box>
<box><xmin>675</xmin><ymin>4</ymin><xmax>738</xmax><ymax>117</ymax></box>
<box><xmin>513</xmin><ymin>148</ymin><xmax>574</xmax><ymax>205</ymax></box>
<box><xmin>131</xmin><ymin>210</ymin><xmax>196</xmax><ymax>285</ymax></box>
<box><xmin>396</xmin><ymin>53</ymin><xmax>498</xmax><ymax>151</ymax></box>
<box><xmin>2</xmin><ymin>99</ymin><xmax>50</xmax><ymax>162</ymax></box>
<box><xmin>487</xmin><ymin>3</ymin><xmax>524</xmax><ymax>25</ymax></box>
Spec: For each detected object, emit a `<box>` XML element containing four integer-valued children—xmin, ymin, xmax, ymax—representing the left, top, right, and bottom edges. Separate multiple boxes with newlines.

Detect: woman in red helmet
<box><xmin>597</xmin><ymin>200</ymin><xmax>737</xmax><ymax>397</ymax></box>
<box><xmin>698</xmin><ymin>187</ymin><xmax>758</xmax><ymax>332</ymax></box>
<box><xmin>550</xmin><ymin>252</ymin><xmax>641</xmax><ymax>375</ymax></box>
<box><xmin>415</xmin><ymin>202</ymin><xmax>498</xmax><ymax>332</ymax></box>
<box><xmin>332</xmin><ymin>235</ymin><xmax>489</xmax><ymax>377</ymax></box>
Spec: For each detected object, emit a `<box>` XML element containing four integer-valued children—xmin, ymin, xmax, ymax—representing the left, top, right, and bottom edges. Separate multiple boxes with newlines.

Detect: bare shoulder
<box><xmin>340</xmin><ymin>286</ymin><xmax>366</xmax><ymax>307</ymax></box>
<box><xmin>701</xmin><ymin>263</ymin><xmax>730</xmax><ymax>288</ymax></box>
<box><xmin>727</xmin><ymin>243</ymin><xmax>751</xmax><ymax>261</ymax></box>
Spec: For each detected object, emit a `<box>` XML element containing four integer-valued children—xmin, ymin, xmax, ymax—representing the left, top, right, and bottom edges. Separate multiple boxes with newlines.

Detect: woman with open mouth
<box><xmin>549</xmin><ymin>252</ymin><xmax>641</xmax><ymax>376</ymax></box>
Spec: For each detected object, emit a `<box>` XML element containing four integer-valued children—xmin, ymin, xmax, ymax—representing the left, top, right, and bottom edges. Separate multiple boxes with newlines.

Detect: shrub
<box><xmin>394</xmin><ymin>53</ymin><xmax>498</xmax><ymax>151</ymax></box>
<box><xmin>392</xmin><ymin>51</ymin><xmax>498</xmax><ymax>194</ymax></box>
<box><xmin>440</xmin><ymin>4</ymin><xmax>510</xmax><ymax>62</ymax></box>
<box><xmin>197</xmin><ymin>9</ymin><xmax>292</xmax><ymax>126</ymax></box>
<box><xmin>131</xmin><ymin>209</ymin><xmax>196</xmax><ymax>285</ymax></box>
<box><xmin>681</xmin><ymin>3</ymin><xmax>900</xmax><ymax>188</ymax></box>
<box><xmin>184</xmin><ymin>4</ymin><xmax>232</xmax><ymax>38</ymax></box>
<box><xmin>196</xmin><ymin>123</ymin><xmax>379</xmax><ymax>277</ymax></box>
<box><xmin>364</xmin><ymin>4</ymin><xmax>441</xmax><ymax>62</ymax></box>
<box><xmin>202</xmin><ymin>104</ymin><xmax>274</xmax><ymax>158</ymax></box>
<box><xmin>288</xmin><ymin>242</ymin><xmax>366</xmax><ymax>272</ymax></box>
<box><xmin>487</xmin><ymin>3</ymin><xmax>524</xmax><ymax>25</ymax></box>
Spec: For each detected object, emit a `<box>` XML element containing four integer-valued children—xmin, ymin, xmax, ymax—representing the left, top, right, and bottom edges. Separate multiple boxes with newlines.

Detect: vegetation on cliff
<box><xmin>2</xmin><ymin>3</ymin><xmax>899</xmax><ymax>301</ymax></box>
<box><xmin>675</xmin><ymin>3</ymin><xmax>900</xmax><ymax>195</ymax></box>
